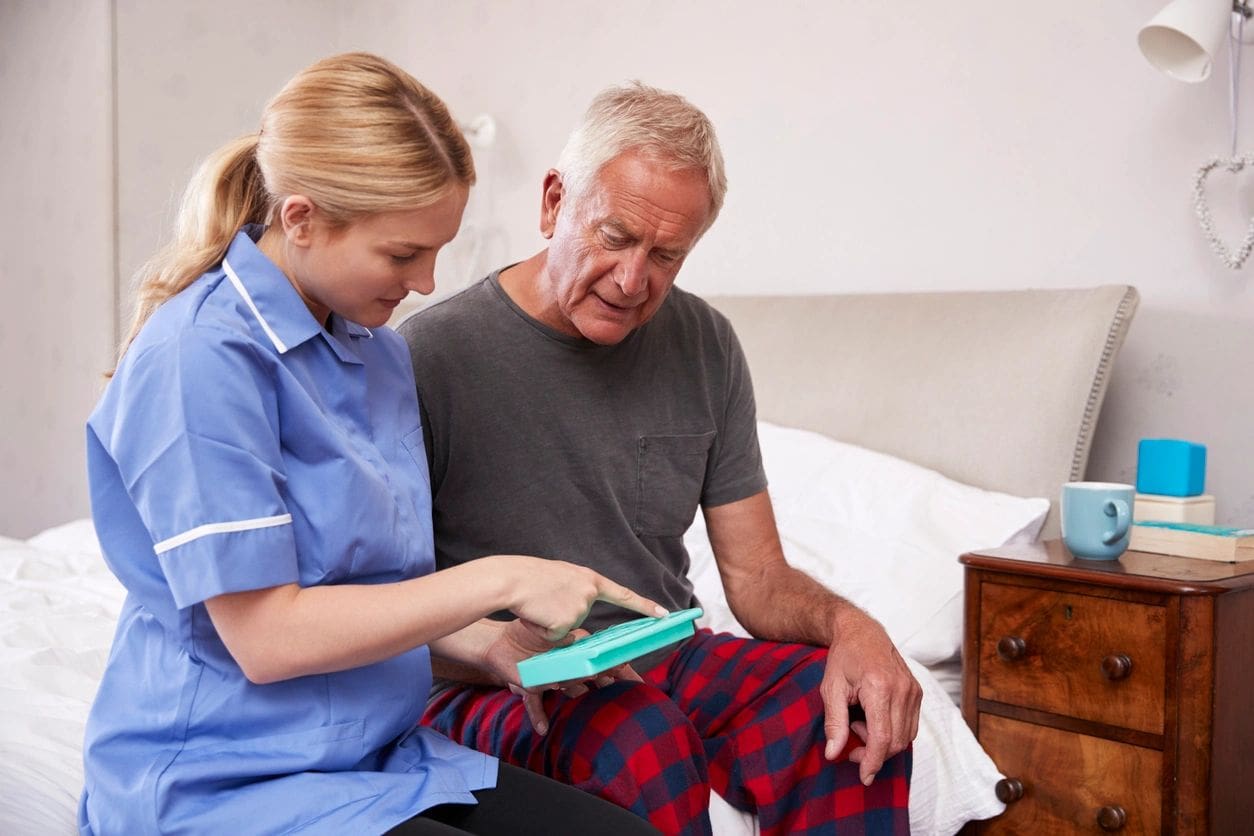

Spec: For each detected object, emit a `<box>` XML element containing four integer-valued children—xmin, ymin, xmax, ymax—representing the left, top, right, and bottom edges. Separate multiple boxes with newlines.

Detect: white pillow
<box><xmin>686</xmin><ymin>421</ymin><xmax>1048</xmax><ymax>666</ymax></box>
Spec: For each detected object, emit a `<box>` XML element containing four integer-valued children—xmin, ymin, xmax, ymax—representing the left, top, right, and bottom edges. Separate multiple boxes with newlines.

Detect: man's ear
<box><xmin>539</xmin><ymin>169</ymin><xmax>564</xmax><ymax>240</ymax></box>
<box><xmin>278</xmin><ymin>195</ymin><xmax>317</xmax><ymax>247</ymax></box>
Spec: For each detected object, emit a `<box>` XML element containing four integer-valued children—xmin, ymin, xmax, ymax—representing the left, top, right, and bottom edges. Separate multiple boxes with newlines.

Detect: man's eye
<box><xmin>391</xmin><ymin>253</ymin><xmax>417</xmax><ymax>264</ymax></box>
<box><xmin>602</xmin><ymin>232</ymin><xmax>629</xmax><ymax>248</ymax></box>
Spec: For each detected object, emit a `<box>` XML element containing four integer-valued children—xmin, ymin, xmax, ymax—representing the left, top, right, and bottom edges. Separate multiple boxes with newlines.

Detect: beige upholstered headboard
<box><xmin>706</xmin><ymin>285</ymin><xmax>1139</xmax><ymax>539</ymax></box>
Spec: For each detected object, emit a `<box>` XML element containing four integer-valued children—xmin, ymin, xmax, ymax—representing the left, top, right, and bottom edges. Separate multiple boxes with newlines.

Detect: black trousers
<box><xmin>385</xmin><ymin>762</ymin><xmax>661</xmax><ymax>836</ymax></box>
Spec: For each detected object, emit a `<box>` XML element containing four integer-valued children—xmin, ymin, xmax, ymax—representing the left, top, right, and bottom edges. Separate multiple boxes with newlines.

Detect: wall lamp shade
<box><xmin>1138</xmin><ymin>0</ymin><xmax>1232</xmax><ymax>82</ymax></box>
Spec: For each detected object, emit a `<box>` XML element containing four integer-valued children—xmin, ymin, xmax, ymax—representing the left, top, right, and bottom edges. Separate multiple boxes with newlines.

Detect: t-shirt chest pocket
<box><xmin>634</xmin><ymin>431</ymin><xmax>715</xmax><ymax>537</ymax></box>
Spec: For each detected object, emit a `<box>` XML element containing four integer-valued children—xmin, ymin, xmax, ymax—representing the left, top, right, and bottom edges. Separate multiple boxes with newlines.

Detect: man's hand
<box><xmin>484</xmin><ymin>619</ymin><xmax>643</xmax><ymax>735</ymax></box>
<box><xmin>704</xmin><ymin>491</ymin><xmax>922</xmax><ymax>785</ymax></box>
<box><xmin>820</xmin><ymin>608</ymin><xmax>921</xmax><ymax>785</ymax></box>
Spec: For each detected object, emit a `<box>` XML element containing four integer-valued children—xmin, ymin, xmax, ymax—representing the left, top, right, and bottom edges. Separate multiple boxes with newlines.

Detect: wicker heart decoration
<box><xmin>1193</xmin><ymin>156</ymin><xmax>1254</xmax><ymax>270</ymax></box>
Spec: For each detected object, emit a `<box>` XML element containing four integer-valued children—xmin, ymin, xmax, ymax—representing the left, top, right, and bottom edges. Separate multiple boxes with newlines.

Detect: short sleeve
<box><xmin>701</xmin><ymin>321</ymin><xmax>768</xmax><ymax>508</ymax></box>
<box><xmin>105</xmin><ymin>328</ymin><xmax>299</xmax><ymax>608</ymax></box>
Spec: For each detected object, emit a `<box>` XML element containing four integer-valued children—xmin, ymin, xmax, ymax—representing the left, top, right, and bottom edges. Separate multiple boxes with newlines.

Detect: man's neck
<box><xmin>497</xmin><ymin>251</ymin><xmax>569</xmax><ymax>335</ymax></box>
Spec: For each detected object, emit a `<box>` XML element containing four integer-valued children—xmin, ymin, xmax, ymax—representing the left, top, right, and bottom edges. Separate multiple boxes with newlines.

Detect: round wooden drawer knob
<box><xmin>995</xmin><ymin>777</ymin><xmax>1024</xmax><ymax>803</ymax></box>
<box><xmin>996</xmin><ymin>636</ymin><xmax>1027</xmax><ymax>661</ymax></box>
<box><xmin>1097</xmin><ymin>804</ymin><xmax>1127</xmax><ymax>831</ymax></box>
<box><xmin>1101</xmin><ymin>653</ymin><xmax>1133</xmax><ymax>681</ymax></box>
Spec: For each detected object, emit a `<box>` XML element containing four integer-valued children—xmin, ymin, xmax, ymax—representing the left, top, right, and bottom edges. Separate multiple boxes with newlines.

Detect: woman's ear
<box><xmin>278</xmin><ymin>195</ymin><xmax>317</xmax><ymax>247</ymax></box>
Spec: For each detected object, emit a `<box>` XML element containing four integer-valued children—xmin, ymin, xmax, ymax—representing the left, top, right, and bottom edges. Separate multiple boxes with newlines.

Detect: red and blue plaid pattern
<box><xmin>423</xmin><ymin>629</ymin><xmax>911</xmax><ymax>835</ymax></box>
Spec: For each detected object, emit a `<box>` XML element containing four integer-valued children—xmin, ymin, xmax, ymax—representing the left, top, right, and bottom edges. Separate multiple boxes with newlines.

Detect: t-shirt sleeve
<box><xmin>106</xmin><ymin>329</ymin><xmax>299</xmax><ymax>609</ymax></box>
<box><xmin>701</xmin><ymin>322</ymin><xmax>768</xmax><ymax>508</ymax></box>
<box><xmin>399</xmin><ymin>314</ymin><xmax>444</xmax><ymax>495</ymax></box>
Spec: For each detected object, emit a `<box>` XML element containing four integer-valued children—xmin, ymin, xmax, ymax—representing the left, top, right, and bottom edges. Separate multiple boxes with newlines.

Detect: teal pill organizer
<box><xmin>517</xmin><ymin>607</ymin><xmax>703</xmax><ymax>688</ymax></box>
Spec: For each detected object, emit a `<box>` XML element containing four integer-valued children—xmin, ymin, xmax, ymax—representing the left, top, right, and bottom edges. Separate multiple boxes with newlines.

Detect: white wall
<box><xmin>6</xmin><ymin>0</ymin><xmax>1253</xmax><ymax>533</ymax></box>
<box><xmin>0</xmin><ymin>1</ymin><xmax>114</xmax><ymax>537</ymax></box>
<box><xmin>114</xmin><ymin>0</ymin><xmax>346</xmax><ymax>321</ymax></box>
<box><xmin>335</xmin><ymin>0</ymin><xmax>1254</xmax><ymax>525</ymax></box>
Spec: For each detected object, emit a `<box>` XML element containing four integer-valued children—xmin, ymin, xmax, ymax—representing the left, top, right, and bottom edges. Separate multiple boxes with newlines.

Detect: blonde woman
<box><xmin>81</xmin><ymin>53</ymin><xmax>661</xmax><ymax>835</ymax></box>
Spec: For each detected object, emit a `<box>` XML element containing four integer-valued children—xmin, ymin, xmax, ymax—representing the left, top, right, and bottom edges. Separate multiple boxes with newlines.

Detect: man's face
<box><xmin>539</xmin><ymin>152</ymin><xmax>711</xmax><ymax>345</ymax></box>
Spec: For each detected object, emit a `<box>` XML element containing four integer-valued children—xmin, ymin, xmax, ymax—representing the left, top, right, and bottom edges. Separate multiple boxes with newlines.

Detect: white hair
<box><xmin>555</xmin><ymin>81</ymin><xmax>727</xmax><ymax>229</ymax></box>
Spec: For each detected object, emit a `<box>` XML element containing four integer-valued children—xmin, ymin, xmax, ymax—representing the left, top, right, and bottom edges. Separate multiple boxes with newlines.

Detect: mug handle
<box><xmin>1102</xmin><ymin>499</ymin><xmax>1131</xmax><ymax>545</ymax></box>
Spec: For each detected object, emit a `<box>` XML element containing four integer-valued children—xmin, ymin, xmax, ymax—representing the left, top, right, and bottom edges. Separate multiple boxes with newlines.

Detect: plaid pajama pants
<box><xmin>422</xmin><ymin>629</ymin><xmax>912</xmax><ymax>835</ymax></box>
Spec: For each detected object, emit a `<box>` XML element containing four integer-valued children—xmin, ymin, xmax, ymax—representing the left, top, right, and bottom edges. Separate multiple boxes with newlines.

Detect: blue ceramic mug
<box><xmin>1061</xmin><ymin>482</ymin><xmax>1134</xmax><ymax>560</ymax></box>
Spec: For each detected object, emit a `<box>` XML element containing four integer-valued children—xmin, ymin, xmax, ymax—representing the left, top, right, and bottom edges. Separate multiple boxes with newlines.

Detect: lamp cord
<box><xmin>1231</xmin><ymin>7</ymin><xmax>1246</xmax><ymax>158</ymax></box>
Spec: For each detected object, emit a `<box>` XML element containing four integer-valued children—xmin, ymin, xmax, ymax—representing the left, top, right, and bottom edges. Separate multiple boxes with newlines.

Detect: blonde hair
<box><xmin>115</xmin><ymin>52</ymin><xmax>474</xmax><ymax>366</ymax></box>
<box><xmin>555</xmin><ymin>81</ymin><xmax>726</xmax><ymax>228</ymax></box>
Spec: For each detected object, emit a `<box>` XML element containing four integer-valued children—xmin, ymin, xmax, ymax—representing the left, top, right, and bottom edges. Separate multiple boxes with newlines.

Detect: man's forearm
<box><xmin>428</xmin><ymin>618</ymin><xmax>506</xmax><ymax>686</ymax></box>
<box><xmin>705</xmin><ymin>490</ymin><xmax>882</xmax><ymax>650</ymax></box>
<box><xmin>430</xmin><ymin>657</ymin><xmax>502</xmax><ymax>686</ymax></box>
<box><xmin>725</xmin><ymin>560</ymin><xmax>856</xmax><ymax>648</ymax></box>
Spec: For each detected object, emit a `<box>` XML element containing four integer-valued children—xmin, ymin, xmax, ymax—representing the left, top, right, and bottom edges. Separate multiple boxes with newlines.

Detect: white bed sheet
<box><xmin>0</xmin><ymin>520</ymin><xmax>1004</xmax><ymax>835</ymax></box>
<box><xmin>0</xmin><ymin>521</ymin><xmax>114</xmax><ymax>834</ymax></box>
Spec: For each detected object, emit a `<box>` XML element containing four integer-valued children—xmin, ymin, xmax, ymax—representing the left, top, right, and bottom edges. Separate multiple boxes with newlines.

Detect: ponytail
<box><xmin>111</xmin><ymin>52</ymin><xmax>475</xmax><ymax>373</ymax></box>
<box><xmin>112</xmin><ymin>134</ymin><xmax>269</xmax><ymax>371</ymax></box>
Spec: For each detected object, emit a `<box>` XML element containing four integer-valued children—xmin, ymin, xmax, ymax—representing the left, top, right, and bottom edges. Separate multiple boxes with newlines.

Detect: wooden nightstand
<box><xmin>960</xmin><ymin>540</ymin><xmax>1254</xmax><ymax>834</ymax></box>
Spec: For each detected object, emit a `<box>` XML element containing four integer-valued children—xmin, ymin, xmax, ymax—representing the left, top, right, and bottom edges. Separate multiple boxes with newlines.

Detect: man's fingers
<box><xmin>847</xmin><ymin>716</ymin><xmax>869</xmax><ymax>765</ymax></box>
<box><xmin>595</xmin><ymin>578</ymin><xmax>668</xmax><ymax>618</ymax></box>
<box><xmin>883</xmin><ymin>658</ymin><xmax>921</xmax><ymax>754</ymax></box>
<box><xmin>511</xmin><ymin>686</ymin><xmax>550</xmax><ymax>736</ymax></box>
<box><xmin>822</xmin><ymin>683</ymin><xmax>851</xmax><ymax>761</ymax></box>
<box><xmin>606</xmin><ymin>662</ymin><xmax>644</xmax><ymax>683</ymax></box>
<box><xmin>906</xmin><ymin>670</ymin><xmax>923</xmax><ymax>747</ymax></box>
<box><xmin>561</xmin><ymin>628</ymin><xmax>590</xmax><ymax>647</ymax></box>
<box><xmin>519</xmin><ymin>617</ymin><xmax>577</xmax><ymax>645</ymax></box>
<box><xmin>519</xmin><ymin>619</ymin><xmax>555</xmax><ymax>642</ymax></box>
<box><xmin>891</xmin><ymin>688</ymin><xmax>913</xmax><ymax>754</ymax></box>
<box><xmin>858</xmin><ymin>697</ymin><xmax>892</xmax><ymax>786</ymax></box>
<box><xmin>525</xmin><ymin>693</ymin><xmax>551</xmax><ymax>735</ymax></box>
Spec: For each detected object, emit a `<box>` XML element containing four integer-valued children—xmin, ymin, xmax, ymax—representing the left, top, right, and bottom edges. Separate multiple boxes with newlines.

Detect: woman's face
<box><xmin>286</xmin><ymin>185</ymin><xmax>468</xmax><ymax>328</ymax></box>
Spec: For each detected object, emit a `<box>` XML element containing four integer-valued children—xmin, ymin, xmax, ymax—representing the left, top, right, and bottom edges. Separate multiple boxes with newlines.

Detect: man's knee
<box><xmin>551</xmin><ymin>681</ymin><xmax>710</xmax><ymax>829</ymax></box>
<box><xmin>546</xmin><ymin>681</ymin><xmax>705</xmax><ymax>786</ymax></box>
<box><xmin>553</xmin><ymin>680</ymin><xmax>700</xmax><ymax>753</ymax></box>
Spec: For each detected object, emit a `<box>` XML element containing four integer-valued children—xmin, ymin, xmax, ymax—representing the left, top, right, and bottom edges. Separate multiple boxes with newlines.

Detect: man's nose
<box><xmin>616</xmin><ymin>250</ymin><xmax>649</xmax><ymax>297</ymax></box>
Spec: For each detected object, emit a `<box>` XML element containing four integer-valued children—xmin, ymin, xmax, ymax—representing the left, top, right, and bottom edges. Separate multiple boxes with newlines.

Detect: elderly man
<box><xmin>398</xmin><ymin>83</ymin><xmax>920</xmax><ymax>835</ymax></box>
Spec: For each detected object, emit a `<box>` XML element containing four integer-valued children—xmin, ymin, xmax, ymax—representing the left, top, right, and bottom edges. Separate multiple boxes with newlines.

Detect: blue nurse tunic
<box><xmin>79</xmin><ymin>227</ymin><xmax>496</xmax><ymax>834</ymax></box>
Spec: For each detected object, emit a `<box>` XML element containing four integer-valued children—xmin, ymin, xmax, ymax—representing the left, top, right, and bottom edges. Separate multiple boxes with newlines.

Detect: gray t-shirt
<box><xmin>398</xmin><ymin>271</ymin><xmax>767</xmax><ymax>668</ymax></box>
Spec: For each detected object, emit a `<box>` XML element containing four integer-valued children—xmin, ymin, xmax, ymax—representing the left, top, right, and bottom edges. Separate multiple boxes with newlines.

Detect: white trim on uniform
<box><xmin>223</xmin><ymin>258</ymin><xmax>288</xmax><ymax>353</ymax></box>
<box><xmin>153</xmin><ymin>514</ymin><xmax>293</xmax><ymax>555</ymax></box>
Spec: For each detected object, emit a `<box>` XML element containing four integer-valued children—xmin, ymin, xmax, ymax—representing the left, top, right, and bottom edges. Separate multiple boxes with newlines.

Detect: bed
<box><xmin>0</xmin><ymin>284</ymin><xmax>1139</xmax><ymax>835</ymax></box>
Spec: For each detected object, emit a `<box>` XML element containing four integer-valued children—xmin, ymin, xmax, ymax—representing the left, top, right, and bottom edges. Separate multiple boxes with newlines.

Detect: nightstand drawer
<box><xmin>977</xmin><ymin>582</ymin><xmax>1166</xmax><ymax>734</ymax></box>
<box><xmin>977</xmin><ymin>714</ymin><xmax>1161</xmax><ymax>834</ymax></box>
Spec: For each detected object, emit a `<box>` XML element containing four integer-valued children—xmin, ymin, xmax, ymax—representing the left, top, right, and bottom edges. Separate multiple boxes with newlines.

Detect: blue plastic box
<box><xmin>517</xmin><ymin>608</ymin><xmax>702</xmax><ymax>688</ymax></box>
<box><xmin>1136</xmin><ymin>439</ymin><xmax>1206</xmax><ymax>497</ymax></box>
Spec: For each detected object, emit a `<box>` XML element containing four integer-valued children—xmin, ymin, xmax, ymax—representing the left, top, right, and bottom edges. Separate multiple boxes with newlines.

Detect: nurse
<box><xmin>80</xmin><ymin>52</ymin><xmax>662</xmax><ymax>835</ymax></box>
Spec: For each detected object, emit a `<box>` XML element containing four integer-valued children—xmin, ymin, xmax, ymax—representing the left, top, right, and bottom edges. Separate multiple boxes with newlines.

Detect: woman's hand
<box><xmin>496</xmin><ymin>557</ymin><xmax>667</xmax><ymax>642</ymax></box>
<box><xmin>203</xmin><ymin>554</ymin><xmax>664</xmax><ymax>686</ymax></box>
<box><xmin>484</xmin><ymin>618</ymin><xmax>643</xmax><ymax>735</ymax></box>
